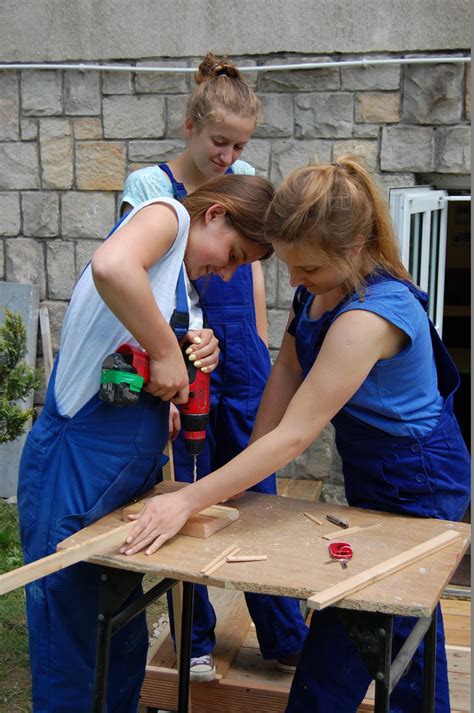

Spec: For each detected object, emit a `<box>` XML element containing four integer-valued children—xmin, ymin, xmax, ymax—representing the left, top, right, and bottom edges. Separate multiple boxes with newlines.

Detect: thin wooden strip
<box><xmin>203</xmin><ymin>547</ymin><xmax>241</xmax><ymax>576</ymax></box>
<box><xmin>39</xmin><ymin>306</ymin><xmax>54</xmax><ymax>386</ymax></box>
<box><xmin>308</xmin><ymin>530</ymin><xmax>462</xmax><ymax>611</ymax></box>
<box><xmin>200</xmin><ymin>544</ymin><xmax>241</xmax><ymax>574</ymax></box>
<box><xmin>226</xmin><ymin>555</ymin><xmax>268</xmax><ymax>563</ymax></box>
<box><xmin>0</xmin><ymin>521</ymin><xmax>133</xmax><ymax>596</ymax></box>
<box><xmin>304</xmin><ymin>511</ymin><xmax>323</xmax><ymax>526</ymax></box>
<box><xmin>322</xmin><ymin>523</ymin><xmax>382</xmax><ymax>540</ymax></box>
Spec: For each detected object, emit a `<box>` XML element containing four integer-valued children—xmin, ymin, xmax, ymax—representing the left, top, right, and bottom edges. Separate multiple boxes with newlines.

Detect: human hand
<box><xmin>121</xmin><ymin>492</ymin><xmax>192</xmax><ymax>555</ymax></box>
<box><xmin>168</xmin><ymin>404</ymin><xmax>181</xmax><ymax>440</ymax></box>
<box><xmin>145</xmin><ymin>350</ymin><xmax>189</xmax><ymax>404</ymax></box>
<box><xmin>184</xmin><ymin>329</ymin><xmax>219</xmax><ymax>373</ymax></box>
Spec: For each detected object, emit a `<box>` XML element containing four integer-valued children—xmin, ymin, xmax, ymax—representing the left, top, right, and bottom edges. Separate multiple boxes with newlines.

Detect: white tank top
<box><xmin>55</xmin><ymin>197</ymin><xmax>203</xmax><ymax>417</ymax></box>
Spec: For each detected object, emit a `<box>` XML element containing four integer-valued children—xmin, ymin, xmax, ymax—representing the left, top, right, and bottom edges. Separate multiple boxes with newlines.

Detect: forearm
<box><xmin>252</xmin><ymin>262</ymin><xmax>269</xmax><ymax>345</ymax></box>
<box><xmin>250</xmin><ymin>358</ymin><xmax>302</xmax><ymax>443</ymax></box>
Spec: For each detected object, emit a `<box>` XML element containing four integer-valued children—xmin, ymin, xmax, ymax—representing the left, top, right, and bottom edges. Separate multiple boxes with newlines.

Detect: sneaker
<box><xmin>276</xmin><ymin>652</ymin><xmax>300</xmax><ymax>673</ymax></box>
<box><xmin>189</xmin><ymin>653</ymin><xmax>216</xmax><ymax>682</ymax></box>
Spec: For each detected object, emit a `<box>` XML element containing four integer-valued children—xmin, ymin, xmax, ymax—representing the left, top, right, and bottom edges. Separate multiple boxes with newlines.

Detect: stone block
<box><xmin>267</xmin><ymin>308</ymin><xmax>290</xmax><ymax>350</ymax></box>
<box><xmin>355</xmin><ymin>91</ymin><xmax>400</xmax><ymax>123</ymax></box>
<box><xmin>402</xmin><ymin>63</ymin><xmax>464</xmax><ymax>125</ymax></box>
<box><xmin>62</xmin><ymin>192</ymin><xmax>116</xmax><ymax>239</ymax></box>
<box><xmin>5</xmin><ymin>238</ymin><xmax>46</xmax><ymax>298</ymax></box>
<box><xmin>39</xmin><ymin>118</ymin><xmax>73</xmax><ymax>189</ymax></box>
<box><xmin>20</xmin><ymin>118</ymin><xmax>38</xmax><ymax>140</ymax></box>
<box><xmin>341</xmin><ymin>63</ymin><xmax>400</xmax><ymax>90</ymax></box>
<box><xmin>295</xmin><ymin>93</ymin><xmax>353</xmax><ymax>138</ymax></box>
<box><xmin>75</xmin><ymin>238</ymin><xmax>102</xmax><ymax>280</ymax></box>
<box><xmin>64</xmin><ymin>71</ymin><xmax>101</xmax><ymax>115</ymax></box>
<box><xmin>0</xmin><ymin>71</ymin><xmax>19</xmax><ymax>140</ymax></box>
<box><xmin>21</xmin><ymin>70</ymin><xmax>62</xmax><ymax>116</ymax></box>
<box><xmin>76</xmin><ymin>141</ymin><xmax>125</xmax><ymax>190</ymax></box>
<box><xmin>166</xmin><ymin>95</ymin><xmax>188</xmax><ymax>138</ymax></box>
<box><xmin>277</xmin><ymin>261</ymin><xmax>294</xmax><ymax>309</ymax></box>
<box><xmin>0</xmin><ymin>281</ymin><xmax>39</xmax><ymax>497</ymax></box>
<box><xmin>353</xmin><ymin>124</ymin><xmax>380</xmax><ymax>139</ymax></box>
<box><xmin>259</xmin><ymin>56</ymin><xmax>340</xmax><ymax>92</ymax></box>
<box><xmin>40</xmin><ymin>299</ymin><xmax>68</xmax><ymax>353</ymax></box>
<box><xmin>253</xmin><ymin>94</ymin><xmax>293</xmax><ymax>138</ymax></box>
<box><xmin>74</xmin><ymin>118</ymin><xmax>102</xmax><ymax>140</ymax></box>
<box><xmin>435</xmin><ymin>126</ymin><xmax>471</xmax><ymax>173</ymax></box>
<box><xmin>102</xmin><ymin>70</ymin><xmax>133</xmax><ymax>95</ymax></box>
<box><xmin>261</xmin><ymin>254</ymin><xmax>277</xmax><ymax>307</ymax></box>
<box><xmin>135</xmin><ymin>59</ymin><xmax>190</xmax><ymax>94</ymax></box>
<box><xmin>128</xmin><ymin>139</ymin><xmax>186</xmax><ymax>162</ymax></box>
<box><xmin>103</xmin><ymin>95</ymin><xmax>166</xmax><ymax>139</ymax></box>
<box><xmin>46</xmin><ymin>241</ymin><xmax>76</xmax><ymax>299</ymax></box>
<box><xmin>0</xmin><ymin>143</ymin><xmax>40</xmax><ymax>189</ymax></box>
<box><xmin>381</xmin><ymin>126</ymin><xmax>435</xmax><ymax>172</ymax></box>
<box><xmin>374</xmin><ymin>172</ymin><xmax>416</xmax><ymax>200</ymax></box>
<box><xmin>0</xmin><ymin>193</ymin><xmax>21</xmax><ymax>235</ymax></box>
<box><xmin>240</xmin><ymin>139</ymin><xmax>270</xmax><ymax>175</ymax></box>
<box><xmin>270</xmin><ymin>139</ymin><xmax>332</xmax><ymax>183</ymax></box>
<box><xmin>22</xmin><ymin>191</ymin><xmax>59</xmax><ymax>237</ymax></box>
<box><xmin>332</xmin><ymin>139</ymin><xmax>378</xmax><ymax>171</ymax></box>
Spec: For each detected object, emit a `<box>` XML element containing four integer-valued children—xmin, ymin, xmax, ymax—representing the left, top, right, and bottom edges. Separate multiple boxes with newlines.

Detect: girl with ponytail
<box><xmin>125</xmin><ymin>157</ymin><xmax>470</xmax><ymax>713</ymax></box>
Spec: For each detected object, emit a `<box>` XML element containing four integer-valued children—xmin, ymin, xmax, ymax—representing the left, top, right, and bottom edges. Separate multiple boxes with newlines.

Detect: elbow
<box><xmin>275</xmin><ymin>426</ymin><xmax>315</xmax><ymax>463</ymax></box>
<box><xmin>91</xmin><ymin>250</ymin><xmax>120</xmax><ymax>288</ymax></box>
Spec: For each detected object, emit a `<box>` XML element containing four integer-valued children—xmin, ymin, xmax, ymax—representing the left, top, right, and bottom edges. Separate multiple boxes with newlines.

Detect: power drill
<box><xmin>99</xmin><ymin>342</ymin><xmax>210</xmax><ymax>459</ymax></box>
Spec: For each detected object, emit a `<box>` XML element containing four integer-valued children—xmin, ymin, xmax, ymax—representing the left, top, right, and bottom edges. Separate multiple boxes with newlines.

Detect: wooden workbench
<box><xmin>59</xmin><ymin>489</ymin><xmax>469</xmax><ymax>618</ymax></box>
<box><xmin>58</xmin><ymin>490</ymin><xmax>469</xmax><ymax>713</ymax></box>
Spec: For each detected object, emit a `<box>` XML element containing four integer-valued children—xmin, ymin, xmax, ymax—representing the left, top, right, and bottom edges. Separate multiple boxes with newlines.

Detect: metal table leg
<box><xmin>92</xmin><ymin>567</ymin><xmax>177</xmax><ymax>713</ymax></box>
<box><xmin>177</xmin><ymin>581</ymin><xmax>195</xmax><ymax>713</ymax></box>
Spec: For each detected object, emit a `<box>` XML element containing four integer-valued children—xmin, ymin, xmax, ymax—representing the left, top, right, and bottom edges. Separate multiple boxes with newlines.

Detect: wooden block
<box><xmin>122</xmin><ymin>482</ymin><xmax>239</xmax><ymax>539</ymax></box>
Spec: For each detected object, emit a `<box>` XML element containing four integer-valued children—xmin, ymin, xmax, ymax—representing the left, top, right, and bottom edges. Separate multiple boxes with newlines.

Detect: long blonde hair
<box><xmin>265</xmin><ymin>156</ymin><xmax>412</xmax><ymax>292</ymax></box>
<box><xmin>186</xmin><ymin>52</ymin><xmax>261</xmax><ymax>130</ymax></box>
<box><xmin>183</xmin><ymin>174</ymin><xmax>274</xmax><ymax>257</ymax></box>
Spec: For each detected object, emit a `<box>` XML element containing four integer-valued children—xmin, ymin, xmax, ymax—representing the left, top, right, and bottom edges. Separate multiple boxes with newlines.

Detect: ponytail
<box><xmin>265</xmin><ymin>156</ymin><xmax>412</xmax><ymax>292</ymax></box>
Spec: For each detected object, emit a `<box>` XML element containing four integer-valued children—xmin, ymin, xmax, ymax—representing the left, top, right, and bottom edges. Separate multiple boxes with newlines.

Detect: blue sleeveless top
<box><xmin>289</xmin><ymin>274</ymin><xmax>444</xmax><ymax>437</ymax></box>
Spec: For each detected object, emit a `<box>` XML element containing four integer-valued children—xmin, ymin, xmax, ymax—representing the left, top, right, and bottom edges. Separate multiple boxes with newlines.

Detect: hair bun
<box><xmin>195</xmin><ymin>52</ymin><xmax>243</xmax><ymax>84</ymax></box>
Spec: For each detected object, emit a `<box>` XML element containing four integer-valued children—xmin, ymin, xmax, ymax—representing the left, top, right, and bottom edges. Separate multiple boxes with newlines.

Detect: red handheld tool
<box><xmin>99</xmin><ymin>342</ymin><xmax>210</xmax><ymax>456</ymax></box>
<box><xmin>325</xmin><ymin>542</ymin><xmax>353</xmax><ymax>569</ymax></box>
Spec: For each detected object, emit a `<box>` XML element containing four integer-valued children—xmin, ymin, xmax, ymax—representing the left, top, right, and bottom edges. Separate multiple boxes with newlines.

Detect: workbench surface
<box><xmin>58</xmin><ymin>489</ymin><xmax>470</xmax><ymax>617</ymax></box>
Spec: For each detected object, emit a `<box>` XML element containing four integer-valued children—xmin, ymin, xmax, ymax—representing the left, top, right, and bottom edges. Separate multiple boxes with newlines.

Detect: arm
<box><xmin>124</xmin><ymin>308</ymin><xmax>399</xmax><ymax>553</ymax></box>
<box><xmin>92</xmin><ymin>203</ymin><xmax>189</xmax><ymax>403</ymax></box>
<box><xmin>251</xmin><ymin>261</ymin><xmax>269</xmax><ymax>345</ymax></box>
<box><xmin>250</xmin><ymin>314</ymin><xmax>303</xmax><ymax>442</ymax></box>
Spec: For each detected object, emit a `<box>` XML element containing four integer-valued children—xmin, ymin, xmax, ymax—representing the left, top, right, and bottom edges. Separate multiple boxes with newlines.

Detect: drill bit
<box><xmin>193</xmin><ymin>455</ymin><xmax>197</xmax><ymax>482</ymax></box>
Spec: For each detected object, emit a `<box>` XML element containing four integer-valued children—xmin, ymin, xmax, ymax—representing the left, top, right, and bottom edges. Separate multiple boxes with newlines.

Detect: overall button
<box><xmin>410</xmin><ymin>443</ymin><xmax>421</xmax><ymax>453</ymax></box>
<box><xmin>415</xmin><ymin>473</ymin><xmax>425</xmax><ymax>483</ymax></box>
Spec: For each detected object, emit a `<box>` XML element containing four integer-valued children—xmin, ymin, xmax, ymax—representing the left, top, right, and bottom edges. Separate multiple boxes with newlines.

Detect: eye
<box><xmin>213</xmin><ymin>139</ymin><xmax>226</xmax><ymax>147</ymax></box>
<box><xmin>301</xmin><ymin>266</ymin><xmax>319</xmax><ymax>274</ymax></box>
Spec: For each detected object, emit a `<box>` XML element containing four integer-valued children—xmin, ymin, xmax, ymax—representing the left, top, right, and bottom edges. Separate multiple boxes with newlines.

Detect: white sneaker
<box><xmin>189</xmin><ymin>653</ymin><xmax>216</xmax><ymax>682</ymax></box>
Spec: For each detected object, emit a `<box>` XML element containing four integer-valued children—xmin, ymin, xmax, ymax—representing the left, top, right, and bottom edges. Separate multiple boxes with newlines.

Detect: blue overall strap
<box><xmin>170</xmin><ymin>265</ymin><xmax>189</xmax><ymax>340</ymax></box>
<box><xmin>158</xmin><ymin>163</ymin><xmax>188</xmax><ymax>201</ymax></box>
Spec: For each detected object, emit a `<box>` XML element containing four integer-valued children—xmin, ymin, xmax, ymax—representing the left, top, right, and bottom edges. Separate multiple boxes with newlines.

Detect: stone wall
<box><xmin>0</xmin><ymin>51</ymin><xmax>470</xmax><ymax>497</ymax></box>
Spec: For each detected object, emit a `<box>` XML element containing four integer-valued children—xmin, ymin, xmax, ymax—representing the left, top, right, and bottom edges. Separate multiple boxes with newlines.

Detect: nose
<box><xmin>219</xmin><ymin>145</ymin><xmax>234</xmax><ymax>165</ymax></box>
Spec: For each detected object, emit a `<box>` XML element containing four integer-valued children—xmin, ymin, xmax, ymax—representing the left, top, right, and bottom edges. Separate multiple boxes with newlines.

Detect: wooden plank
<box><xmin>277</xmin><ymin>478</ymin><xmax>323</xmax><ymax>501</ymax></box>
<box><xmin>0</xmin><ymin>521</ymin><xmax>132</xmax><ymax>595</ymax></box>
<box><xmin>39</xmin><ymin>305</ymin><xmax>54</xmax><ymax>386</ymax></box>
<box><xmin>322</xmin><ymin>523</ymin><xmax>382</xmax><ymax>540</ymax></box>
<box><xmin>308</xmin><ymin>530</ymin><xmax>462</xmax><ymax>611</ymax></box>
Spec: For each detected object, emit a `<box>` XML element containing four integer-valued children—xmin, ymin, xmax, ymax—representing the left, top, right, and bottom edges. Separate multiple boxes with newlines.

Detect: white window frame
<box><xmin>390</xmin><ymin>186</ymin><xmax>448</xmax><ymax>335</ymax></box>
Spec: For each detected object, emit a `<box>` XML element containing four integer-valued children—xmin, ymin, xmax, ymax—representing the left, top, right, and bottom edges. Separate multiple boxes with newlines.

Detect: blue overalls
<box><xmin>285</xmin><ymin>275</ymin><xmax>471</xmax><ymax>713</ymax></box>
<box><xmin>18</xmin><ymin>253</ymin><xmax>189</xmax><ymax>711</ymax></box>
<box><xmin>159</xmin><ymin>164</ymin><xmax>308</xmax><ymax>660</ymax></box>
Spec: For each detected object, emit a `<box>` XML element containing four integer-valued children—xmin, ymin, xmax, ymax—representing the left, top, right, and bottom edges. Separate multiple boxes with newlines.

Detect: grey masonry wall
<box><xmin>0</xmin><ymin>1</ymin><xmax>470</xmax><ymax>499</ymax></box>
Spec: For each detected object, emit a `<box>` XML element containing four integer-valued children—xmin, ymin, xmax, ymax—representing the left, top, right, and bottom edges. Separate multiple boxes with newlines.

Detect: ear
<box><xmin>184</xmin><ymin>118</ymin><xmax>194</xmax><ymax>138</ymax></box>
<box><xmin>349</xmin><ymin>235</ymin><xmax>366</xmax><ymax>257</ymax></box>
<box><xmin>203</xmin><ymin>204</ymin><xmax>227</xmax><ymax>225</ymax></box>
